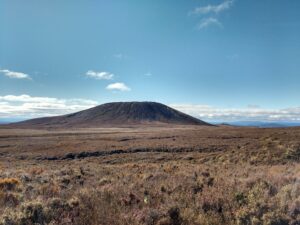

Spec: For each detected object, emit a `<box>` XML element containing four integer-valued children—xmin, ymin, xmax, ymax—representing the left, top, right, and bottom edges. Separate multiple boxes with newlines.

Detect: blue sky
<box><xmin>1</xmin><ymin>0</ymin><xmax>300</xmax><ymax>122</ymax></box>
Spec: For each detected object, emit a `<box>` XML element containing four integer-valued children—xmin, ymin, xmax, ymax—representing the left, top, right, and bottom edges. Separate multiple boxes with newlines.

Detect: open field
<box><xmin>0</xmin><ymin>126</ymin><xmax>299</xmax><ymax>225</ymax></box>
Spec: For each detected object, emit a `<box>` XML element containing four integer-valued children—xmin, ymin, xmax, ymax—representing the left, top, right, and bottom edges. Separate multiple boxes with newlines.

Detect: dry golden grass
<box><xmin>0</xmin><ymin>126</ymin><xmax>299</xmax><ymax>224</ymax></box>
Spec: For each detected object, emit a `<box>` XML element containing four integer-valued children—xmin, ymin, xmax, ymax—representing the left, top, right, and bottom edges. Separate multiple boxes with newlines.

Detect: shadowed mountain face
<box><xmin>10</xmin><ymin>102</ymin><xmax>211</xmax><ymax>128</ymax></box>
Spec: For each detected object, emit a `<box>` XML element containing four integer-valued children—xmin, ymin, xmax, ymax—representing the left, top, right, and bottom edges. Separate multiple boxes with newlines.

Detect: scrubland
<box><xmin>0</xmin><ymin>126</ymin><xmax>299</xmax><ymax>225</ymax></box>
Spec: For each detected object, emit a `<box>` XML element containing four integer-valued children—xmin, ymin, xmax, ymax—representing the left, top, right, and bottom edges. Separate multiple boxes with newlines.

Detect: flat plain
<box><xmin>0</xmin><ymin>125</ymin><xmax>299</xmax><ymax>225</ymax></box>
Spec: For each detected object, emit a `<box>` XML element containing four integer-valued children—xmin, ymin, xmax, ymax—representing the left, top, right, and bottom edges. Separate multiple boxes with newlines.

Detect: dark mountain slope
<box><xmin>9</xmin><ymin>102</ymin><xmax>211</xmax><ymax>128</ymax></box>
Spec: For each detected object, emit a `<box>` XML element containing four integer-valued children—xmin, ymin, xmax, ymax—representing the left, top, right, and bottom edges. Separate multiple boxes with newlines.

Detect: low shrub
<box><xmin>0</xmin><ymin>178</ymin><xmax>20</xmax><ymax>191</ymax></box>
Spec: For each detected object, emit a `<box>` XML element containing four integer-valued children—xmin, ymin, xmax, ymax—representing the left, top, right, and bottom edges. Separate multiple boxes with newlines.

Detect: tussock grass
<box><xmin>0</xmin><ymin>162</ymin><xmax>299</xmax><ymax>225</ymax></box>
<box><xmin>0</xmin><ymin>126</ymin><xmax>299</xmax><ymax>224</ymax></box>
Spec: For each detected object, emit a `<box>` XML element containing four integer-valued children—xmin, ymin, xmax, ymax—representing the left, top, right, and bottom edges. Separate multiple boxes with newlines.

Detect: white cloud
<box><xmin>169</xmin><ymin>104</ymin><xmax>300</xmax><ymax>122</ymax></box>
<box><xmin>144</xmin><ymin>72</ymin><xmax>152</xmax><ymax>77</ymax></box>
<box><xmin>197</xmin><ymin>17</ymin><xmax>222</xmax><ymax>29</ymax></box>
<box><xmin>106</xmin><ymin>82</ymin><xmax>131</xmax><ymax>91</ymax></box>
<box><xmin>1</xmin><ymin>96</ymin><xmax>299</xmax><ymax>122</ymax></box>
<box><xmin>190</xmin><ymin>0</ymin><xmax>234</xmax><ymax>15</ymax></box>
<box><xmin>0</xmin><ymin>69</ymin><xmax>31</xmax><ymax>79</ymax></box>
<box><xmin>0</xmin><ymin>95</ymin><xmax>61</xmax><ymax>103</ymax></box>
<box><xmin>86</xmin><ymin>70</ymin><xmax>114</xmax><ymax>80</ymax></box>
<box><xmin>0</xmin><ymin>95</ymin><xmax>98</xmax><ymax>118</ymax></box>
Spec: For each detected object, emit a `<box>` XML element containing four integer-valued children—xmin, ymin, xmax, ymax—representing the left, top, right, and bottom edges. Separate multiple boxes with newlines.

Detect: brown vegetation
<box><xmin>0</xmin><ymin>126</ymin><xmax>299</xmax><ymax>224</ymax></box>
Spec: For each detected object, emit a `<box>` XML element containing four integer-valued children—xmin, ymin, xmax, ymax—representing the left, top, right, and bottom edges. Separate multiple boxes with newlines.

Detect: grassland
<box><xmin>0</xmin><ymin>126</ymin><xmax>299</xmax><ymax>224</ymax></box>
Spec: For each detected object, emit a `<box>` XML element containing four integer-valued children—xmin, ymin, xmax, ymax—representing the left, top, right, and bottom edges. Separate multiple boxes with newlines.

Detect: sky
<box><xmin>1</xmin><ymin>0</ymin><xmax>300</xmax><ymax>122</ymax></box>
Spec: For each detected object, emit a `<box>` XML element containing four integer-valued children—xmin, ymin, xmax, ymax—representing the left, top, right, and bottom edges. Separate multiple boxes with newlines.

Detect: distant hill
<box><xmin>8</xmin><ymin>102</ymin><xmax>211</xmax><ymax>128</ymax></box>
<box><xmin>0</xmin><ymin>118</ymin><xmax>24</xmax><ymax>124</ymax></box>
<box><xmin>220</xmin><ymin>121</ymin><xmax>300</xmax><ymax>128</ymax></box>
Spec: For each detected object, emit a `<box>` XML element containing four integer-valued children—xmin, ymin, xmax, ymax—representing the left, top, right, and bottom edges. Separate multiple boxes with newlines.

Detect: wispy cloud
<box><xmin>190</xmin><ymin>0</ymin><xmax>234</xmax><ymax>15</ymax></box>
<box><xmin>0</xmin><ymin>69</ymin><xmax>31</xmax><ymax>79</ymax></box>
<box><xmin>0</xmin><ymin>95</ymin><xmax>98</xmax><ymax>118</ymax></box>
<box><xmin>226</xmin><ymin>53</ymin><xmax>240</xmax><ymax>61</ymax></box>
<box><xmin>247</xmin><ymin>104</ymin><xmax>260</xmax><ymax>109</ymax></box>
<box><xmin>144</xmin><ymin>72</ymin><xmax>152</xmax><ymax>77</ymax></box>
<box><xmin>190</xmin><ymin>0</ymin><xmax>235</xmax><ymax>30</ymax></box>
<box><xmin>113</xmin><ymin>53</ymin><xmax>127</xmax><ymax>59</ymax></box>
<box><xmin>86</xmin><ymin>70</ymin><xmax>114</xmax><ymax>80</ymax></box>
<box><xmin>106</xmin><ymin>82</ymin><xmax>131</xmax><ymax>91</ymax></box>
<box><xmin>170</xmin><ymin>104</ymin><xmax>300</xmax><ymax>122</ymax></box>
<box><xmin>197</xmin><ymin>17</ymin><xmax>222</xmax><ymax>29</ymax></box>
